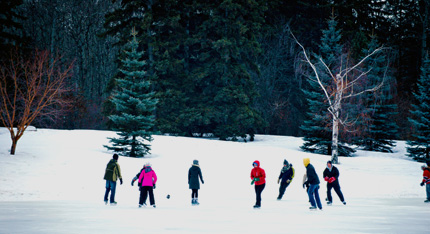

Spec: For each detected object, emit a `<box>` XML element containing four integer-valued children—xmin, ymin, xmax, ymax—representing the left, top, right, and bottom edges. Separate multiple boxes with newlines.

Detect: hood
<box><xmin>303</xmin><ymin>158</ymin><xmax>310</xmax><ymax>167</ymax></box>
<box><xmin>253</xmin><ymin>160</ymin><xmax>260</xmax><ymax>167</ymax></box>
<box><xmin>145</xmin><ymin>166</ymin><xmax>153</xmax><ymax>173</ymax></box>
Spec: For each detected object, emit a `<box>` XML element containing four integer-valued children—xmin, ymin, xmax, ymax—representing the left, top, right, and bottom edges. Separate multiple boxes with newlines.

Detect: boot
<box><xmin>194</xmin><ymin>198</ymin><xmax>200</xmax><ymax>205</ymax></box>
<box><xmin>191</xmin><ymin>198</ymin><xmax>196</xmax><ymax>205</ymax></box>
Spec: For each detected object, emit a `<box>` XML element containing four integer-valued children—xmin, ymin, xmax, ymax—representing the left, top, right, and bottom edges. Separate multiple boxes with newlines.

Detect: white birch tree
<box><xmin>292</xmin><ymin>32</ymin><xmax>387</xmax><ymax>164</ymax></box>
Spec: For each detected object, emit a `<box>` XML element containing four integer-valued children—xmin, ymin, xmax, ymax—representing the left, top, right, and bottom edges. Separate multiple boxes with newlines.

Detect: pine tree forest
<box><xmin>2</xmin><ymin>0</ymin><xmax>430</xmax><ymax>160</ymax></box>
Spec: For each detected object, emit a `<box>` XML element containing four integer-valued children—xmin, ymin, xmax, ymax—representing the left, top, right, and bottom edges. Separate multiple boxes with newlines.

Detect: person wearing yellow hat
<box><xmin>303</xmin><ymin>158</ymin><xmax>322</xmax><ymax>210</ymax></box>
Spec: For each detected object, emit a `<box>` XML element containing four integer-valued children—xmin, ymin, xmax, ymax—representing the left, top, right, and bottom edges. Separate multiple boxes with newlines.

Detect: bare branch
<box><xmin>0</xmin><ymin>49</ymin><xmax>74</xmax><ymax>155</ymax></box>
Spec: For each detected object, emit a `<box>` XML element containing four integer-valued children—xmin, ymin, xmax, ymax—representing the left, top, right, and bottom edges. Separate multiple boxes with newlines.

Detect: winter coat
<box><xmin>188</xmin><ymin>165</ymin><xmax>204</xmax><ymax>189</ymax></box>
<box><xmin>251</xmin><ymin>160</ymin><xmax>266</xmax><ymax>185</ymax></box>
<box><xmin>305</xmin><ymin>163</ymin><xmax>320</xmax><ymax>185</ymax></box>
<box><xmin>278</xmin><ymin>164</ymin><xmax>295</xmax><ymax>184</ymax></box>
<box><xmin>423</xmin><ymin>168</ymin><xmax>430</xmax><ymax>185</ymax></box>
<box><xmin>323</xmin><ymin>166</ymin><xmax>340</xmax><ymax>186</ymax></box>
<box><xmin>104</xmin><ymin>159</ymin><xmax>122</xmax><ymax>182</ymax></box>
<box><xmin>139</xmin><ymin>166</ymin><xmax>157</xmax><ymax>187</ymax></box>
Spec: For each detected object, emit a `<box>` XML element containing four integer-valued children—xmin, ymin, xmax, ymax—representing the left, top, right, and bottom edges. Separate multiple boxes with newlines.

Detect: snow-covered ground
<box><xmin>0</xmin><ymin>128</ymin><xmax>429</xmax><ymax>234</ymax></box>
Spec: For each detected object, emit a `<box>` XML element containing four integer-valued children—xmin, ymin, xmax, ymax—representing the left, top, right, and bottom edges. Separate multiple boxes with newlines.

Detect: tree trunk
<box><xmin>331</xmin><ymin>88</ymin><xmax>341</xmax><ymax>164</ymax></box>
<box><xmin>331</xmin><ymin>115</ymin><xmax>339</xmax><ymax>164</ymax></box>
<box><xmin>10</xmin><ymin>137</ymin><xmax>17</xmax><ymax>155</ymax></box>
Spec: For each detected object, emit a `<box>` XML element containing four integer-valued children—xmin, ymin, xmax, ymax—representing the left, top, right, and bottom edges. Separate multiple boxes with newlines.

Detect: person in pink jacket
<box><xmin>138</xmin><ymin>162</ymin><xmax>157</xmax><ymax>208</ymax></box>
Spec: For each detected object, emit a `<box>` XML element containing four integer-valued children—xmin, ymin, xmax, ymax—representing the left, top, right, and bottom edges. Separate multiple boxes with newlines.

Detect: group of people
<box><xmin>103</xmin><ymin>154</ymin><xmax>204</xmax><ymax>208</ymax></box>
<box><xmin>103</xmin><ymin>154</ymin><xmax>430</xmax><ymax>209</ymax></box>
<box><xmin>251</xmin><ymin>158</ymin><xmax>345</xmax><ymax>210</ymax></box>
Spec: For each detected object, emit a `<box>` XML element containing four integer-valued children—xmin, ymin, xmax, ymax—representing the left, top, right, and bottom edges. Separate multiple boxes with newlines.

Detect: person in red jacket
<box><xmin>420</xmin><ymin>164</ymin><xmax>430</xmax><ymax>203</ymax></box>
<box><xmin>251</xmin><ymin>160</ymin><xmax>266</xmax><ymax>208</ymax></box>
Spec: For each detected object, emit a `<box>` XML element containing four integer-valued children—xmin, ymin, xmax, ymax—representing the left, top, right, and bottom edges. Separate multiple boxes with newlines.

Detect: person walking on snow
<box><xmin>323</xmin><ymin>160</ymin><xmax>346</xmax><ymax>205</ymax></box>
<box><xmin>251</xmin><ymin>160</ymin><xmax>266</xmax><ymax>208</ymax></box>
<box><xmin>303</xmin><ymin>158</ymin><xmax>322</xmax><ymax>210</ymax></box>
<box><xmin>277</xmin><ymin>159</ymin><xmax>295</xmax><ymax>200</ymax></box>
<box><xmin>138</xmin><ymin>162</ymin><xmax>157</xmax><ymax>208</ymax></box>
<box><xmin>188</xmin><ymin>159</ymin><xmax>204</xmax><ymax>205</ymax></box>
<box><xmin>420</xmin><ymin>164</ymin><xmax>430</xmax><ymax>203</ymax></box>
<box><xmin>103</xmin><ymin>154</ymin><xmax>123</xmax><ymax>205</ymax></box>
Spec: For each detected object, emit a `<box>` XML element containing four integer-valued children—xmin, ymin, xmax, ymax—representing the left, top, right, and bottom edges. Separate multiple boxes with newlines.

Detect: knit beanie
<box><xmin>193</xmin><ymin>159</ymin><xmax>199</xmax><ymax>165</ymax></box>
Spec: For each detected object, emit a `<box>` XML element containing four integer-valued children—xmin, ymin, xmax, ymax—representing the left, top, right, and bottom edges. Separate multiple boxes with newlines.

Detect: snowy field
<box><xmin>0</xmin><ymin>128</ymin><xmax>429</xmax><ymax>234</ymax></box>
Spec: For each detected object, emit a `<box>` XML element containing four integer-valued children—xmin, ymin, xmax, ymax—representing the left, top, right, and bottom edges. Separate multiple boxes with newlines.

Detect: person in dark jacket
<box><xmin>277</xmin><ymin>159</ymin><xmax>295</xmax><ymax>200</ymax></box>
<box><xmin>188</xmin><ymin>159</ymin><xmax>204</xmax><ymax>205</ymax></box>
<box><xmin>323</xmin><ymin>160</ymin><xmax>346</xmax><ymax>205</ymax></box>
<box><xmin>303</xmin><ymin>158</ymin><xmax>322</xmax><ymax>210</ymax></box>
<box><xmin>251</xmin><ymin>160</ymin><xmax>266</xmax><ymax>208</ymax></box>
<box><xmin>103</xmin><ymin>154</ymin><xmax>123</xmax><ymax>205</ymax></box>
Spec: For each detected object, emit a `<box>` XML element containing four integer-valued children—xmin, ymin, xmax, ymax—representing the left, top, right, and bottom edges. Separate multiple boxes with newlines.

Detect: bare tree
<box><xmin>0</xmin><ymin>49</ymin><xmax>74</xmax><ymax>155</ymax></box>
<box><xmin>292</xmin><ymin>33</ymin><xmax>387</xmax><ymax>164</ymax></box>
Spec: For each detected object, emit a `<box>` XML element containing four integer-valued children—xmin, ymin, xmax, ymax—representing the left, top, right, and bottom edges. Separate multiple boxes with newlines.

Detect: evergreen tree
<box><xmin>196</xmin><ymin>0</ymin><xmax>265</xmax><ymax>141</ymax></box>
<box><xmin>360</xmin><ymin>36</ymin><xmax>398</xmax><ymax>153</ymax></box>
<box><xmin>406</xmin><ymin>54</ymin><xmax>430</xmax><ymax>161</ymax></box>
<box><xmin>0</xmin><ymin>0</ymin><xmax>26</xmax><ymax>61</ymax></box>
<box><xmin>104</xmin><ymin>29</ymin><xmax>157</xmax><ymax>157</ymax></box>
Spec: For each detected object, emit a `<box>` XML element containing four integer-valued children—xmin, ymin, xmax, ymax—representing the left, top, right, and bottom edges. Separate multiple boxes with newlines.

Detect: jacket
<box><xmin>139</xmin><ymin>166</ymin><xmax>157</xmax><ymax>187</ymax></box>
<box><xmin>104</xmin><ymin>159</ymin><xmax>122</xmax><ymax>182</ymax></box>
<box><xmin>279</xmin><ymin>164</ymin><xmax>295</xmax><ymax>184</ymax></box>
<box><xmin>305</xmin><ymin>163</ymin><xmax>320</xmax><ymax>185</ymax></box>
<box><xmin>423</xmin><ymin>168</ymin><xmax>430</xmax><ymax>185</ymax></box>
<box><xmin>251</xmin><ymin>160</ymin><xmax>266</xmax><ymax>185</ymax></box>
<box><xmin>188</xmin><ymin>165</ymin><xmax>204</xmax><ymax>189</ymax></box>
<box><xmin>323</xmin><ymin>166</ymin><xmax>340</xmax><ymax>185</ymax></box>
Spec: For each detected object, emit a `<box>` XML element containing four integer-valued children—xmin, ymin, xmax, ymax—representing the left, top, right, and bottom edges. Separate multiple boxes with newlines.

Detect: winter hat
<box><xmin>327</xmin><ymin>160</ymin><xmax>332</xmax><ymax>165</ymax></box>
<box><xmin>303</xmin><ymin>158</ymin><xmax>310</xmax><ymax>167</ymax></box>
<box><xmin>283</xmin><ymin>159</ymin><xmax>289</xmax><ymax>165</ymax></box>
<box><xmin>145</xmin><ymin>162</ymin><xmax>152</xmax><ymax>167</ymax></box>
<box><xmin>113</xmin><ymin>154</ymin><xmax>119</xmax><ymax>160</ymax></box>
<box><xmin>193</xmin><ymin>159</ymin><xmax>199</xmax><ymax>165</ymax></box>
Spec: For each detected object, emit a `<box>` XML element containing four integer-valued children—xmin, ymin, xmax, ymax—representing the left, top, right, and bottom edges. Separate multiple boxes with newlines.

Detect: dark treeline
<box><xmin>1</xmin><ymin>0</ymin><xmax>429</xmax><ymax>142</ymax></box>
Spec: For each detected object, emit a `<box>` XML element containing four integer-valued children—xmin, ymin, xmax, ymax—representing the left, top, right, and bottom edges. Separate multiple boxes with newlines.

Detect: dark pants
<box><xmin>327</xmin><ymin>182</ymin><xmax>345</xmax><ymax>202</ymax></box>
<box><xmin>254</xmin><ymin>183</ymin><xmax>265</xmax><ymax>206</ymax></box>
<box><xmin>104</xmin><ymin>180</ymin><xmax>117</xmax><ymax>203</ymax></box>
<box><xmin>140</xmin><ymin>186</ymin><xmax>155</xmax><ymax>205</ymax></box>
<box><xmin>191</xmin><ymin>189</ymin><xmax>199</xmax><ymax>198</ymax></box>
<box><xmin>278</xmin><ymin>182</ymin><xmax>291</xmax><ymax>199</ymax></box>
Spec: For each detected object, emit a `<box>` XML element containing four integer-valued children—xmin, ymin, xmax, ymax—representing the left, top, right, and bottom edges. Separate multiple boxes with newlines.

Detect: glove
<box><xmin>277</xmin><ymin>178</ymin><xmax>280</xmax><ymax>184</ymax></box>
<box><xmin>251</xmin><ymin>178</ymin><xmax>259</xmax><ymax>185</ymax></box>
<box><xmin>421</xmin><ymin>182</ymin><xmax>425</xmax><ymax>186</ymax></box>
<box><xmin>131</xmin><ymin>177</ymin><xmax>137</xmax><ymax>186</ymax></box>
<box><xmin>328</xmin><ymin>177</ymin><xmax>336</xmax><ymax>183</ymax></box>
<box><xmin>286</xmin><ymin>179</ymin><xmax>291</xmax><ymax>183</ymax></box>
<box><xmin>153</xmin><ymin>184</ymin><xmax>156</xmax><ymax>189</ymax></box>
<box><xmin>202</xmin><ymin>180</ymin><xmax>204</xmax><ymax>184</ymax></box>
<box><xmin>324</xmin><ymin>177</ymin><xmax>329</xmax><ymax>182</ymax></box>
<box><xmin>120</xmin><ymin>178</ymin><xmax>123</xmax><ymax>185</ymax></box>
